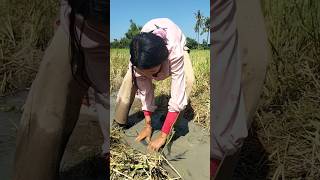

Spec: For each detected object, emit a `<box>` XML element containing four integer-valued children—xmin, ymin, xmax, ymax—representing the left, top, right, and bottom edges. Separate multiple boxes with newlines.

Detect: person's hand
<box><xmin>147</xmin><ymin>132</ymin><xmax>168</xmax><ymax>152</ymax></box>
<box><xmin>135</xmin><ymin>125</ymin><xmax>152</xmax><ymax>143</ymax></box>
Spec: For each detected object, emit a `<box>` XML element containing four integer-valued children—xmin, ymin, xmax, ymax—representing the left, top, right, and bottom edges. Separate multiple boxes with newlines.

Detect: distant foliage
<box><xmin>110</xmin><ymin>19</ymin><xmax>141</xmax><ymax>48</ymax></box>
<box><xmin>111</xmin><ymin>20</ymin><xmax>209</xmax><ymax>50</ymax></box>
<box><xmin>186</xmin><ymin>37</ymin><xmax>209</xmax><ymax>50</ymax></box>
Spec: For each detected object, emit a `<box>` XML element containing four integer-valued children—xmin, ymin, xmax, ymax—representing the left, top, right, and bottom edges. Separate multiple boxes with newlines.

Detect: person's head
<box><xmin>130</xmin><ymin>32</ymin><xmax>169</xmax><ymax>77</ymax></box>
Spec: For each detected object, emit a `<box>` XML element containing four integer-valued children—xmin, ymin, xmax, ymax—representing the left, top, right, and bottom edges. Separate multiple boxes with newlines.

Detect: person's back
<box><xmin>141</xmin><ymin>18</ymin><xmax>186</xmax><ymax>61</ymax></box>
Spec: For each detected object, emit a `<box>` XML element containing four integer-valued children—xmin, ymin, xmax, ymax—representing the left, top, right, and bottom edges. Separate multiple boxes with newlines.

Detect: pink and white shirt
<box><xmin>131</xmin><ymin>18</ymin><xmax>188</xmax><ymax>113</ymax></box>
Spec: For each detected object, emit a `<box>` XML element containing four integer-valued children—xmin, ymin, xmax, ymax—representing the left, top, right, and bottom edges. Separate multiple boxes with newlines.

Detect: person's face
<box><xmin>135</xmin><ymin>65</ymin><xmax>161</xmax><ymax>78</ymax></box>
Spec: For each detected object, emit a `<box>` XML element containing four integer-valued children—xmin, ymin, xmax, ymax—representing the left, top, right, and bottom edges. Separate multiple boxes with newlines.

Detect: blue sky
<box><xmin>110</xmin><ymin>0</ymin><xmax>209</xmax><ymax>42</ymax></box>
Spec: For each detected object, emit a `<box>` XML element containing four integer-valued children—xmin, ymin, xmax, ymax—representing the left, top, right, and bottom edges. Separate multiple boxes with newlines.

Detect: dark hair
<box><xmin>129</xmin><ymin>32</ymin><xmax>168</xmax><ymax>89</ymax></box>
<box><xmin>129</xmin><ymin>32</ymin><xmax>169</xmax><ymax>70</ymax></box>
<box><xmin>67</xmin><ymin>0</ymin><xmax>95</xmax><ymax>90</ymax></box>
<box><xmin>68</xmin><ymin>0</ymin><xmax>108</xmax><ymax>93</ymax></box>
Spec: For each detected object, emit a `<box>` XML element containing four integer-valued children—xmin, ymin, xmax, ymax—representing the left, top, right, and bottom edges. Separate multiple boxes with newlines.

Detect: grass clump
<box><xmin>248</xmin><ymin>0</ymin><xmax>320</xmax><ymax>178</ymax></box>
<box><xmin>0</xmin><ymin>0</ymin><xmax>58</xmax><ymax>96</ymax></box>
<box><xmin>110</xmin><ymin>127</ymin><xmax>182</xmax><ymax>180</ymax></box>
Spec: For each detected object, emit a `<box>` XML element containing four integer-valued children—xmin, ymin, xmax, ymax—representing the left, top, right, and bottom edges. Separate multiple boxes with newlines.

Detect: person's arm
<box><xmin>134</xmin><ymin>74</ymin><xmax>156</xmax><ymax>142</ymax></box>
<box><xmin>135</xmin><ymin>74</ymin><xmax>157</xmax><ymax>121</ymax></box>
<box><xmin>161</xmin><ymin>55</ymin><xmax>188</xmax><ymax>134</ymax></box>
<box><xmin>143</xmin><ymin>110</ymin><xmax>152</xmax><ymax>125</ymax></box>
<box><xmin>147</xmin><ymin>55</ymin><xmax>186</xmax><ymax>151</ymax></box>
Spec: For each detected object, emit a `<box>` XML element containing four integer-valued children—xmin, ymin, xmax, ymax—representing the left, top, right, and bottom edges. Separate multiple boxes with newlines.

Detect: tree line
<box><xmin>111</xmin><ymin>10</ymin><xmax>210</xmax><ymax>50</ymax></box>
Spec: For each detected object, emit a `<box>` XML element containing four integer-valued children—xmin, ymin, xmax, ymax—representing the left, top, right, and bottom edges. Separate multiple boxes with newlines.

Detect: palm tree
<box><xmin>201</xmin><ymin>17</ymin><xmax>210</xmax><ymax>45</ymax></box>
<box><xmin>194</xmin><ymin>10</ymin><xmax>203</xmax><ymax>48</ymax></box>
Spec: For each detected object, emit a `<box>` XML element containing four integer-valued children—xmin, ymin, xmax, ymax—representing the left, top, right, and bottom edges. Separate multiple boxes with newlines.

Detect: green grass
<box><xmin>110</xmin><ymin>48</ymin><xmax>210</xmax><ymax>128</ymax></box>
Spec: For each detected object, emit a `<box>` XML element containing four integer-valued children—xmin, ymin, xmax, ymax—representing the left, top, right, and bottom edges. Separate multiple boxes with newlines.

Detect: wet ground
<box><xmin>110</xmin><ymin>94</ymin><xmax>210</xmax><ymax>180</ymax></box>
<box><xmin>0</xmin><ymin>91</ymin><xmax>25</xmax><ymax>180</ymax></box>
<box><xmin>0</xmin><ymin>90</ymin><xmax>210</xmax><ymax>180</ymax></box>
<box><xmin>0</xmin><ymin>90</ymin><xmax>105</xmax><ymax>180</ymax></box>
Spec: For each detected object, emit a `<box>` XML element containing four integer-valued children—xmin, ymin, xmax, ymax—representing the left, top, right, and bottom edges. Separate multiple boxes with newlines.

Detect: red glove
<box><xmin>161</xmin><ymin>111</ymin><xmax>179</xmax><ymax>134</ymax></box>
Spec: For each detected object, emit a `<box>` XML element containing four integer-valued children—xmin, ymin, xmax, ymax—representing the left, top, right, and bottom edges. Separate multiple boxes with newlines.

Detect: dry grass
<box><xmin>0</xmin><ymin>0</ymin><xmax>58</xmax><ymax>96</ymax></box>
<box><xmin>249</xmin><ymin>0</ymin><xmax>320</xmax><ymax>179</ymax></box>
<box><xmin>110</xmin><ymin>127</ymin><xmax>182</xmax><ymax>180</ymax></box>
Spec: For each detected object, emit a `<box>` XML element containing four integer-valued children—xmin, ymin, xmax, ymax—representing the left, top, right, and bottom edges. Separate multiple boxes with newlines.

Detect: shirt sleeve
<box><xmin>161</xmin><ymin>111</ymin><xmax>179</xmax><ymax>134</ymax></box>
<box><xmin>135</xmin><ymin>74</ymin><xmax>157</xmax><ymax>112</ymax></box>
<box><xmin>168</xmin><ymin>56</ymin><xmax>188</xmax><ymax>112</ymax></box>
